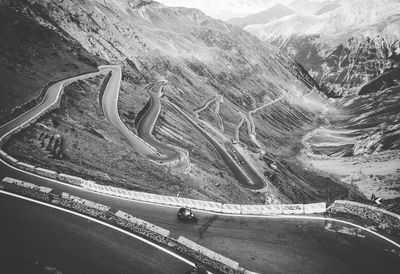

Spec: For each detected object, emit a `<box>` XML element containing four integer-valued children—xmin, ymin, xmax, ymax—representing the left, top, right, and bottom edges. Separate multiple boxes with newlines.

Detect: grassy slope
<box><xmin>0</xmin><ymin>6</ymin><xmax>103</xmax><ymax>123</ymax></box>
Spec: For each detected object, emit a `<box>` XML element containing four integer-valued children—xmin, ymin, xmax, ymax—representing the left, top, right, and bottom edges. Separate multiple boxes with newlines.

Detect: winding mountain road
<box><xmin>100</xmin><ymin>66</ymin><xmax>161</xmax><ymax>158</ymax></box>
<box><xmin>101</xmin><ymin>68</ymin><xmax>186</xmax><ymax>164</ymax></box>
<box><xmin>1</xmin><ymin>66</ymin><xmax>400</xmax><ymax>273</ymax></box>
<box><xmin>135</xmin><ymin>81</ymin><xmax>186</xmax><ymax>164</ymax></box>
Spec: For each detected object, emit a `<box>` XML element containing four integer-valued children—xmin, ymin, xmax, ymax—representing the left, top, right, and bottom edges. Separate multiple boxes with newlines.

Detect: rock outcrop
<box><xmin>244</xmin><ymin>0</ymin><xmax>400</xmax><ymax>97</ymax></box>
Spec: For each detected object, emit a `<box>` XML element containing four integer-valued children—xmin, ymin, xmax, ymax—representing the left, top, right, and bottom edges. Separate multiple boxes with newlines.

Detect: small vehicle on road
<box><xmin>177</xmin><ymin>207</ymin><xmax>197</xmax><ymax>222</ymax></box>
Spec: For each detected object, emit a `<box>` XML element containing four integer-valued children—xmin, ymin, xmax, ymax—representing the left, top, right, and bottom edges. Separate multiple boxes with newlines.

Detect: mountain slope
<box><xmin>3</xmin><ymin>0</ymin><xmax>349</xmax><ymax>203</ymax></box>
<box><xmin>245</xmin><ymin>0</ymin><xmax>400</xmax><ymax>97</ymax></box>
<box><xmin>227</xmin><ymin>4</ymin><xmax>294</xmax><ymax>28</ymax></box>
<box><xmin>287</xmin><ymin>0</ymin><xmax>333</xmax><ymax>15</ymax></box>
<box><xmin>0</xmin><ymin>3</ymin><xmax>104</xmax><ymax>124</ymax></box>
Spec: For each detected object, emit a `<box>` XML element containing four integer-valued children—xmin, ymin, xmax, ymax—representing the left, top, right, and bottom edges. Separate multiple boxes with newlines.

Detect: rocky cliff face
<box><xmin>245</xmin><ymin>0</ymin><xmax>400</xmax><ymax>97</ymax></box>
<box><xmin>267</xmin><ymin>33</ymin><xmax>400</xmax><ymax>97</ymax></box>
<box><xmin>236</xmin><ymin>0</ymin><xmax>400</xmax><ymax>202</ymax></box>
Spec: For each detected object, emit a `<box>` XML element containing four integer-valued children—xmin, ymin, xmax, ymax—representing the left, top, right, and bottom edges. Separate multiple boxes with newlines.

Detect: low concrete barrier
<box><xmin>115</xmin><ymin>210</ymin><xmax>170</xmax><ymax>237</ymax></box>
<box><xmin>6</xmin><ymin>155</ymin><xmax>18</xmax><ymax>163</ymax></box>
<box><xmin>1</xmin><ymin>177</ymin><xmax>53</xmax><ymax>202</ymax></box>
<box><xmin>153</xmin><ymin>195</ymin><xmax>182</xmax><ymax>206</ymax></box>
<box><xmin>214</xmin><ymin>253</ymin><xmax>240</xmax><ymax>271</ymax></box>
<box><xmin>177</xmin><ymin>236</ymin><xmax>240</xmax><ymax>272</ymax></box>
<box><xmin>282</xmin><ymin>204</ymin><xmax>304</xmax><ymax>214</ymax></box>
<box><xmin>57</xmin><ymin>173</ymin><xmax>84</xmax><ymax>186</ymax></box>
<box><xmin>240</xmin><ymin>205</ymin><xmax>264</xmax><ymax>215</ymax></box>
<box><xmin>112</xmin><ymin>187</ymin><xmax>126</xmax><ymax>197</ymax></box>
<box><xmin>178</xmin><ymin>197</ymin><xmax>206</xmax><ymax>210</ymax></box>
<box><xmin>203</xmin><ymin>201</ymin><xmax>223</xmax><ymax>213</ymax></box>
<box><xmin>81</xmin><ymin>180</ymin><xmax>94</xmax><ymax>190</ymax></box>
<box><xmin>222</xmin><ymin>204</ymin><xmax>241</xmax><ymax>214</ymax></box>
<box><xmin>128</xmin><ymin>190</ymin><xmax>145</xmax><ymax>200</ymax></box>
<box><xmin>16</xmin><ymin>162</ymin><xmax>36</xmax><ymax>173</ymax></box>
<box><xmin>135</xmin><ymin>192</ymin><xmax>159</xmax><ymax>203</ymax></box>
<box><xmin>0</xmin><ymin>150</ymin><xmax>8</xmax><ymax>158</ymax></box>
<box><xmin>304</xmin><ymin>202</ymin><xmax>326</xmax><ymax>214</ymax></box>
<box><xmin>120</xmin><ymin>188</ymin><xmax>131</xmax><ymax>198</ymax></box>
<box><xmin>261</xmin><ymin>204</ymin><xmax>283</xmax><ymax>214</ymax></box>
<box><xmin>35</xmin><ymin>167</ymin><xmax>58</xmax><ymax>179</ymax></box>
<box><xmin>60</xmin><ymin>192</ymin><xmax>111</xmax><ymax>221</ymax></box>
<box><xmin>81</xmin><ymin>180</ymin><xmax>326</xmax><ymax>216</ymax></box>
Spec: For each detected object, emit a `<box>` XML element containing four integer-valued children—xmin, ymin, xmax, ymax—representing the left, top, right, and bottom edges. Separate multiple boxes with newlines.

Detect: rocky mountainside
<box><xmin>244</xmin><ymin>0</ymin><xmax>400</xmax><ymax>97</ymax></box>
<box><xmin>234</xmin><ymin>0</ymin><xmax>400</xmax><ymax>204</ymax></box>
<box><xmin>0</xmin><ymin>1</ymin><xmax>104</xmax><ymax>124</ymax></box>
<box><xmin>2</xmin><ymin>0</ymin><xmax>350</xmax><ymax>203</ymax></box>
<box><xmin>287</xmin><ymin>0</ymin><xmax>334</xmax><ymax>15</ymax></box>
<box><xmin>227</xmin><ymin>4</ymin><xmax>294</xmax><ymax>28</ymax></box>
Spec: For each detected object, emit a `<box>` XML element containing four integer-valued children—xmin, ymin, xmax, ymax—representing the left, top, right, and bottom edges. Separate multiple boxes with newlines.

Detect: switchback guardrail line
<box><xmin>0</xmin><ymin>146</ymin><xmax>327</xmax><ymax>216</ymax></box>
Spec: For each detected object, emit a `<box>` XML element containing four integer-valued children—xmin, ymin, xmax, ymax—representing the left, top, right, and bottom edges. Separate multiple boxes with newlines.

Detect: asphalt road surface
<box><xmin>136</xmin><ymin>82</ymin><xmax>182</xmax><ymax>163</ymax></box>
<box><xmin>100</xmin><ymin>66</ymin><xmax>158</xmax><ymax>157</ymax></box>
<box><xmin>1</xmin><ymin>162</ymin><xmax>399</xmax><ymax>273</ymax></box>
<box><xmin>0</xmin><ymin>193</ymin><xmax>192</xmax><ymax>274</ymax></box>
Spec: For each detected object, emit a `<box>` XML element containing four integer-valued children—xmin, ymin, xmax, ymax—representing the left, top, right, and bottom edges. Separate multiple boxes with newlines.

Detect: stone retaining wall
<box><xmin>16</xmin><ymin>161</ymin><xmax>36</xmax><ymax>173</ymax></box>
<box><xmin>327</xmin><ymin>200</ymin><xmax>400</xmax><ymax>233</ymax></box>
<box><xmin>1</xmin><ymin>177</ymin><xmax>53</xmax><ymax>202</ymax></box>
<box><xmin>35</xmin><ymin>167</ymin><xmax>58</xmax><ymax>179</ymax></box>
<box><xmin>176</xmin><ymin>236</ymin><xmax>241</xmax><ymax>273</ymax></box>
<box><xmin>59</xmin><ymin>193</ymin><xmax>112</xmax><ymax>222</ymax></box>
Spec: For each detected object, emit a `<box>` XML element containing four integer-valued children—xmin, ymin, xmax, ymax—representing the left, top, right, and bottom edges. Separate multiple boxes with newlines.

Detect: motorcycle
<box><xmin>177</xmin><ymin>207</ymin><xmax>197</xmax><ymax>223</ymax></box>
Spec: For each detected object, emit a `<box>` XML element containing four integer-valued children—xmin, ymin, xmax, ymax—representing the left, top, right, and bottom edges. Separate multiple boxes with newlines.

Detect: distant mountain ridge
<box><xmin>227</xmin><ymin>4</ymin><xmax>294</xmax><ymax>28</ymax></box>
<box><xmin>243</xmin><ymin>0</ymin><xmax>400</xmax><ymax>97</ymax></box>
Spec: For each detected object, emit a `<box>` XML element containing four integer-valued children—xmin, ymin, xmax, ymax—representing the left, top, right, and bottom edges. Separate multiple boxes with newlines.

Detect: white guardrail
<box><xmin>81</xmin><ymin>180</ymin><xmax>326</xmax><ymax>215</ymax></box>
<box><xmin>0</xmin><ymin>147</ymin><xmax>326</xmax><ymax>216</ymax></box>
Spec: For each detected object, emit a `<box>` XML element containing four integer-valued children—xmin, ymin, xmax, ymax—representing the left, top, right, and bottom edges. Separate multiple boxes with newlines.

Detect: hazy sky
<box><xmin>157</xmin><ymin>0</ymin><xmax>322</xmax><ymax>20</ymax></box>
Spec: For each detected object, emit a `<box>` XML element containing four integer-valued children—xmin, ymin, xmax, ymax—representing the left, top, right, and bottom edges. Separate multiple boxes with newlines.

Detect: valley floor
<box><xmin>301</xmin><ymin>150</ymin><xmax>400</xmax><ymax>200</ymax></box>
<box><xmin>300</xmin><ymin>88</ymin><xmax>400</xmax><ymax>203</ymax></box>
